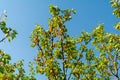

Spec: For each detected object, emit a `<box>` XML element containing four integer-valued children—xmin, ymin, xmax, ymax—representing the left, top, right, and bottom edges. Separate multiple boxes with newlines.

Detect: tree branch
<box><xmin>51</xmin><ymin>36</ymin><xmax>54</xmax><ymax>57</ymax></box>
<box><xmin>37</xmin><ymin>43</ymin><xmax>44</xmax><ymax>56</ymax></box>
<box><xmin>36</xmin><ymin>42</ymin><xmax>45</xmax><ymax>66</ymax></box>
<box><xmin>0</xmin><ymin>36</ymin><xmax>7</xmax><ymax>43</ymax></box>
<box><xmin>0</xmin><ymin>28</ymin><xmax>12</xmax><ymax>43</ymax></box>
<box><xmin>114</xmin><ymin>53</ymin><xmax>119</xmax><ymax>80</ymax></box>
<box><xmin>61</xmin><ymin>36</ymin><xmax>66</xmax><ymax>80</ymax></box>
<box><xmin>68</xmin><ymin>50</ymin><xmax>83</xmax><ymax>80</ymax></box>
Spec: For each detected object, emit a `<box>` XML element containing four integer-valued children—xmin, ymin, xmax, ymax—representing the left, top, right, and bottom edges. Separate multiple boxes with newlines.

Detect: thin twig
<box><xmin>0</xmin><ymin>36</ymin><xmax>7</xmax><ymax>43</ymax></box>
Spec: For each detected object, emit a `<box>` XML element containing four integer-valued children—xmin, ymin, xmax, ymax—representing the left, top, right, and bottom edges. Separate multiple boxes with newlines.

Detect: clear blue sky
<box><xmin>0</xmin><ymin>0</ymin><xmax>119</xmax><ymax>79</ymax></box>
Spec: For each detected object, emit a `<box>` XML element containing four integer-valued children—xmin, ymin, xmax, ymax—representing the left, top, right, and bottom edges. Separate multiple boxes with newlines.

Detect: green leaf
<box><xmin>114</xmin><ymin>22</ymin><xmax>120</xmax><ymax>30</ymax></box>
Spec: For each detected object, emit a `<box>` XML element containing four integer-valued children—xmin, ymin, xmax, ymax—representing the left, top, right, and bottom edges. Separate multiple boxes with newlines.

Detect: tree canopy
<box><xmin>0</xmin><ymin>0</ymin><xmax>120</xmax><ymax>80</ymax></box>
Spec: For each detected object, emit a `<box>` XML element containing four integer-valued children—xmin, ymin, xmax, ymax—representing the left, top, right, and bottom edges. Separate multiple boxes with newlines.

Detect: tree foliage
<box><xmin>30</xmin><ymin>2</ymin><xmax>120</xmax><ymax>80</ymax></box>
<box><xmin>110</xmin><ymin>0</ymin><xmax>120</xmax><ymax>30</ymax></box>
<box><xmin>0</xmin><ymin>12</ymin><xmax>17</xmax><ymax>43</ymax></box>
<box><xmin>0</xmin><ymin>0</ymin><xmax>120</xmax><ymax>80</ymax></box>
<box><xmin>0</xmin><ymin>13</ymin><xmax>36</xmax><ymax>80</ymax></box>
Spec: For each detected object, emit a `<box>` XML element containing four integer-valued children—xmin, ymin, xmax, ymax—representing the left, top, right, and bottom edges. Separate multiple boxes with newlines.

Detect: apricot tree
<box><xmin>30</xmin><ymin>1</ymin><xmax>120</xmax><ymax>80</ymax></box>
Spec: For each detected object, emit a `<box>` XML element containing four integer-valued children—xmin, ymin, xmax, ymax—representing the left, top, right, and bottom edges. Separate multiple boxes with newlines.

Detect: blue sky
<box><xmin>0</xmin><ymin>0</ymin><xmax>119</xmax><ymax>79</ymax></box>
